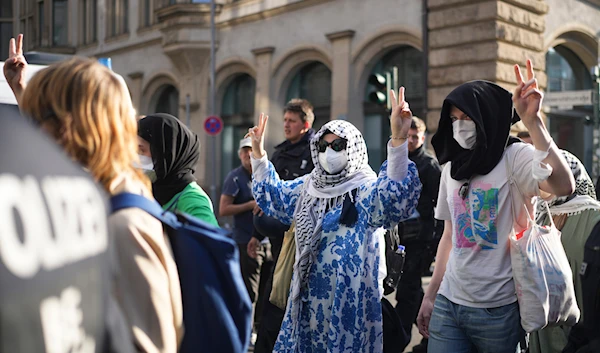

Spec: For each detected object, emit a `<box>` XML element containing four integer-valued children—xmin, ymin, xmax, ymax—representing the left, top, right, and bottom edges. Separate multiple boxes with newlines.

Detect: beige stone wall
<box><xmin>12</xmin><ymin>0</ymin><xmax>599</xmax><ymax>201</ymax></box>
<box><xmin>426</xmin><ymin>0</ymin><xmax>548</xmax><ymax>132</ymax></box>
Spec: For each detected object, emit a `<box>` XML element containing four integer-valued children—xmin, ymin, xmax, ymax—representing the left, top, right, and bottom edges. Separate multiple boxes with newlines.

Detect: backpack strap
<box><xmin>164</xmin><ymin>191</ymin><xmax>185</xmax><ymax>213</ymax></box>
<box><xmin>110</xmin><ymin>192</ymin><xmax>179</xmax><ymax>229</ymax></box>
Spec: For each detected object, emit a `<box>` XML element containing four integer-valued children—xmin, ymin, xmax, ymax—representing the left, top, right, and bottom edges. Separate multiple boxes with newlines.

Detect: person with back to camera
<box><xmin>247</xmin><ymin>87</ymin><xmax>422</xmax><ymax>352</ymax></box>
<box><xmin>4</xmin><ymin>34</ymin><xmax>183</xmax><ymax>353</ymax></box>
<box><xmin>416</xmin><ymin>59</ymin><xmax>576</xmax><ymax>353</ymax></box>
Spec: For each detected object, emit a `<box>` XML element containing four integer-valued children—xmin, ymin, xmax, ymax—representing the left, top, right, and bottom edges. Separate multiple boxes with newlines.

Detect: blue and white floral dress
<box><xmin>251</xmin><ymin>121</ymin><xmax>421</xmax><ymax>353</ymax></box>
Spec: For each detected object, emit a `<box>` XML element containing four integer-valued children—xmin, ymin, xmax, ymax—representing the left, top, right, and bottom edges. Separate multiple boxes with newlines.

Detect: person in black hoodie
<box><xmin>247</xmin><ymin>98</ymin><xmax>315</xmax><ymax>353</ymax></box>
<box><xmin>416</xmin><ymin>60</ymin><xmax>576</xmax><ymax>353</ymax></box>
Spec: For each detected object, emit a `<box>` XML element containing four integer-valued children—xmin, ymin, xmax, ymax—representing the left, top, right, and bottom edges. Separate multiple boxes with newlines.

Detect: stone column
<box><xmin>252</xmin><ymin>46</ymin><xmax>278</xmax><ymax>153</ymax></box>
<box><xmin>326</xmin><ymin>30</ymin><xmax>355</xmax><ymax>122</ymax></box>
<box><xmin>426</xmin><ymin>0</ymin><xmax>548</xmax><ymax>133</ymax></box>
<box><xmin>127</xmin><ymin>72</ymin><xmax>144</xmax><ymax>115</ymax></box>
<box><xmin>252</xmin><ymin>47</ymin><xmax>275</xmax><ymax>118</ymax></box>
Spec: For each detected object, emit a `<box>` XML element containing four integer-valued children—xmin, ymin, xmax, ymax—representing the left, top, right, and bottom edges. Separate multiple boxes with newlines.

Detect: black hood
<box><xmin>138</xmin><ymin>113</ymin><xmax>200</xmax><ymax>205</ymax></box>
<box><xmin>431</xmin><ymin>80</ymin><xmax>521</xmax><ymax>181</ymax></box>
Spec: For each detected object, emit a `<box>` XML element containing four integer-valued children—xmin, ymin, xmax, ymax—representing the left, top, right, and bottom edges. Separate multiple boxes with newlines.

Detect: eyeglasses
<box><xmin>317</xmin><ymin>138</ymin><xmax>347</xmax><ymax>153</ymax></box>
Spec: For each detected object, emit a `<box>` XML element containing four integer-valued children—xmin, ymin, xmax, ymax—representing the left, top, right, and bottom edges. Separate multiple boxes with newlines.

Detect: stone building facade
<box><xmin>1</xmin><ymin>0</ymin><xmax>599</xmax><ymax>212</ymax></box>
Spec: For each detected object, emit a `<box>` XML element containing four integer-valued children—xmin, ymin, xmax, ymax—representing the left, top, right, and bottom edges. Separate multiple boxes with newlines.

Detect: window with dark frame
<box><xmin>52</xmin><ymin>0</ymin><xmax>68</xmax><ymax>46</ymax></box>
<box><xmin>108</xmin><ymin>0</ymin><xmax>129</xmax><ymax>37</ymax></box>
<box><xmin>0</xmin><ymin>0</ymin><xmax>13</xmax><ymax>60</ymax></box>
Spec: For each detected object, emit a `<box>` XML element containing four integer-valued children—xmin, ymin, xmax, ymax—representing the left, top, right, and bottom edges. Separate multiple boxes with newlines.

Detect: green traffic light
<box><xmin>369</xmin><ymin>91</ymin><xmax>387</xmax><ymax>104</ymax></box>
<box><xmin>368</xmin><ymin>73</ymin><xmax>387</xmax><ymax>90</ymax></box>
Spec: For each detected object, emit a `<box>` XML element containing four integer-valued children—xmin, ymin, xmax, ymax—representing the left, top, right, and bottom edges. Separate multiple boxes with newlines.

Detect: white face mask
<box><xmin>136</xmin><ymin>154</ymin><xmax>154</xmax><ymax>171</ymax></box>
<box><xmin>452</xmin><ymin>120</ymin><xmax>477</xmax><ymax>149</ymax></box>
<box><xmin>318</xmin><ymin>148</ymin><xmax>348</xmax><ymax>174</ymax></box>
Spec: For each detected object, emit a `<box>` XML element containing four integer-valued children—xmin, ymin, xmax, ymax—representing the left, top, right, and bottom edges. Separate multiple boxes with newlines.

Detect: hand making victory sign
<box><xmin>512</xmin><ymin>59</ymin><xmax>575</xmax><ymax>197</ymax></box>
<box><xmin>246</xmin><ymin>113</ymin><xmax>269</xmax><ymax>159</ymax></box>
<box><xmin>3</xmin><ymin>34</ymin><xmax>28</xmax><ymax>105</ymax></box>
<box><xmin>389</xmin><ymin>87</ymin><xmax>413</xmax><ymax>147</ymax></box>
<box><xmin>513</xmin><ymin>59</ymin><xmax>543</xmax><ymax>125</ymax></box>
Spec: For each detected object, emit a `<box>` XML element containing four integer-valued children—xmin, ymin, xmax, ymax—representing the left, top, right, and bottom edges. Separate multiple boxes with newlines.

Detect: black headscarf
<box><xmin>431</xmin><ymin>80</ymin><xmax>521</xmax><ymax>181</ymax></box>
<box><xmin>138</xmin><ymin>113</ymin><xmax>200</xmax><ymax>205</ymax></box>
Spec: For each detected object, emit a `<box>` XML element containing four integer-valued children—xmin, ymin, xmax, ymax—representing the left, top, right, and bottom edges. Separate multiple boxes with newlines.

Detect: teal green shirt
<box><xmin>162</xmin><ymin>182</ymin><xmax>219</xmax><ymax>227</ymax></box>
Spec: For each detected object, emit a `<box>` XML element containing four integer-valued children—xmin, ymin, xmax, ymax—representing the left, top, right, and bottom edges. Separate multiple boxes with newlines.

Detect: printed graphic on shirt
<box><xmin>452</xmin><ymin>181</ymin><xmax>499</xmax><ymax>250</ymax></box>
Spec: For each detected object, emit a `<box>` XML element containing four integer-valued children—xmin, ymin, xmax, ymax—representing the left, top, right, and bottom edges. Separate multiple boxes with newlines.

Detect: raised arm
<box><xmin>513</xmin><ymin>59</ymin><xmax>575</xmax><ymax>197</ymax></box>
<box><xmin>3</xmin><ymin>34</ymin><xmax>27</xmax><ymax>105</ymax></box>
<box><xmin>366</xmin><ymin>87</ymin><xmax>422</xmax><ymax>228</ymax></box>
<box><xmin>247</xmin><ymin>113</ymin><xmax>305</xmax><ymax>224</ymax></box>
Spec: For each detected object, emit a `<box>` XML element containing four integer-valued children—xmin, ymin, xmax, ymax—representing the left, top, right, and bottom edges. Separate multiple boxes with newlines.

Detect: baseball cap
<box><xmin>239</xmin><ymin>137</ymin><xmax>253</xmax><ymax>150</ymax></box>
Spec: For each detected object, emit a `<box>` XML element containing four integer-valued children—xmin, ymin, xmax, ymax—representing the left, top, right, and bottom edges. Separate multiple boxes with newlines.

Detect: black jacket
<box><xmin>271</xmin><ymin>129</ymin><xmax>315</xmax><ymax>181</ymax></box>
<box><xmin>406</xmin><ymin>145</ymin><xmax>442</xmax><ymax>242</ymax></box>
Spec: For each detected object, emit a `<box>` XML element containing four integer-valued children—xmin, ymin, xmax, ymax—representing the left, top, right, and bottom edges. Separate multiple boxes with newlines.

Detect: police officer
<box><xmin>0</xmin><ymin>106</ymin><xmax>132</xmax><ymax>353</ymax></box>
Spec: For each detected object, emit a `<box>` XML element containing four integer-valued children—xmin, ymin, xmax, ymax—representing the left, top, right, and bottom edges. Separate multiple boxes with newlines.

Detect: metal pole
<box><xmin>209</xmin><ymin>0</ymin><xmax>218</xmax><ymax>208</ymax></box>
<box><xmin>186</xmin><ymin>94</ymin><xmax>191</xmax><ymax>128</ymax></box>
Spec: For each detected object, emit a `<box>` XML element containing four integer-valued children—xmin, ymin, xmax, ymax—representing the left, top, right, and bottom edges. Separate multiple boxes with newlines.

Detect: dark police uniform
<box><xmin>0</xmin><ymin>108</ymin><xmax>131</xmax><ymax>353</ymax></box>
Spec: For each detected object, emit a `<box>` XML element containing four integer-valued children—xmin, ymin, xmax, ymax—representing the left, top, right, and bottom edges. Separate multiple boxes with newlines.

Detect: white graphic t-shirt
<box><xmin>435</xmin><ymin>142</ymin><xmax>539</xmax><ymax>308</ymax></box>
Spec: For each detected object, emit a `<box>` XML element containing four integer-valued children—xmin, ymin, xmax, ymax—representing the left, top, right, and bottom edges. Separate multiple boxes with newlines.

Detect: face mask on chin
<box><xmin>318</xmin><ymin>148</ymin><xmax>348</xmax><ymax>174</ymax></box>
<box><xmin>135</xmin><ymin>154</ymin><xmax>154</xmax><ymax>170</ymax></box>
<box><xmin>452</xmin><ymin>120</ymin><xmax>477</xmax><ymax>150</ymax></box>
<box><xmin>134</xmin><ymin>154</ymin><xmax>157</xmax><ymax>182</ymax></box>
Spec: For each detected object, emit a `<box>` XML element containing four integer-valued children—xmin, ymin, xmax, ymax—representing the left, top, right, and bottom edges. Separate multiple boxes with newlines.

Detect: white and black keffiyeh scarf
<box><xmin>290</xmin><ymin>120</ymin><xmax>377</xmax><ymax>317</ymax></box>
<box><xmin>536</xmin><ymin>150</ymin><xmax>598</xmax><ymax>221</ymax></box>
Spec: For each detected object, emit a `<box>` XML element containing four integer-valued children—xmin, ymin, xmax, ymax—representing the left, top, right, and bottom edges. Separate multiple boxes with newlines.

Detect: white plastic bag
<box><xmin>509</xmin><ymin>201</ymin><xmax>580</xmax><ymax>333</ymax></box>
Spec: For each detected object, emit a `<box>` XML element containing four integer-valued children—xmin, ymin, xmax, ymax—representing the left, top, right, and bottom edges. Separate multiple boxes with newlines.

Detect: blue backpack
<box><xmin>111</xmin><ymin>193</ymin><xmax>252</xmax><ymax>353</ymax></box>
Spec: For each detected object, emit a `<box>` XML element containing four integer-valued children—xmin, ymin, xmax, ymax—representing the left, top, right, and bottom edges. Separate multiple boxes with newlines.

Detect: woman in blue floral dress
<box><xmin>247</xmin><ymin>88</ymin><xmax>422</xmax><ymax>353</ymax></box>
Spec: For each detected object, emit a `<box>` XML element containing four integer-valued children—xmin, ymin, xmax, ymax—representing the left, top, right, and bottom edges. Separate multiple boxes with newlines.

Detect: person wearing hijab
<box><xmin>137</xmin><ymin>113</ymin><xmax>218</xmax><ymax>226</ymax></box>
<box><xmin>529</xmin><ymin>151</ymin><xmax>600</xmax><ymax>353</ymax></box>
<box><xmin>416</xmin><ymin>60</ymin><xmax>576</xmax><ymax>353</ymax></box>
<box><xmin>246</xmin><ymin>88</ymin><xmax>421</xmax><ymax>353</ymax></box>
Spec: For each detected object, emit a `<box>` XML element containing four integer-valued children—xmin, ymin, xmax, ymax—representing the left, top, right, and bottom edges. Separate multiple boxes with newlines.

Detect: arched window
<box><xmin>220</xmin><ymin>74</ymin><xmax>256</xmax><ymax>183</ymax></box>
<box><xmin>545</xmin><ymin>45</ymin><xmax>594</xmax><ymax>172</ymax></box>
<box><xmin>363</xmin><ymin>46</ymin><xmax>424</xmax><ymax>169</ymax></box>
<box><xmin>286</xmin><ymin>62</ymin><xmax>332</xmax><ymax>131</ymax></box>
<box><xmin>151</xmin><ymin>84</ymin><xmax>179</xmax><ymax>116</ymax></box>
<box><xmin>546</xmin><ymin>46</ymin><xmax>592</xmax><ymax>92</ymax></box>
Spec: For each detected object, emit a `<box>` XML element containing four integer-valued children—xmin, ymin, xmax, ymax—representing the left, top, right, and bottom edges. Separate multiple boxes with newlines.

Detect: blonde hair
<box><xmin>20</xmin><ymin>57</ymin><xmax>150</xmax><ymax>193</ymax></box>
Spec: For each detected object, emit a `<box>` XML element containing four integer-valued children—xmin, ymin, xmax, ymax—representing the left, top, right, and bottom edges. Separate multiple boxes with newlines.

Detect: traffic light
<box><xmin>367</xmin><ymin>67</ymin><xmax>399</xmax><ymax>110</ymax></box>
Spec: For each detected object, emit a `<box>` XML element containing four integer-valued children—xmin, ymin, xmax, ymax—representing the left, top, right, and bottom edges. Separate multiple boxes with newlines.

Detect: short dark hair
<box><xmin>517</xmin><ymin>131</ymin><xmax>530</xmax><ymax>139</ymax></box>
<box><xmin>284</xmin><ymin>99</ymin><xmax>314</xmax><ymax>127</ymax></box>
<box><xmin>410</xmin><ymin>116</ymin><xmax>426</xmax><ymax>133</ymax></box>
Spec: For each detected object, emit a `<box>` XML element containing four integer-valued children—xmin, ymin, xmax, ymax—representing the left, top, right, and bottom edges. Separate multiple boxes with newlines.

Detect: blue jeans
<box><xmin>428</xmin><ymin>294</ymin><xmax>524</xmax><ymax>353</ymax></box>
